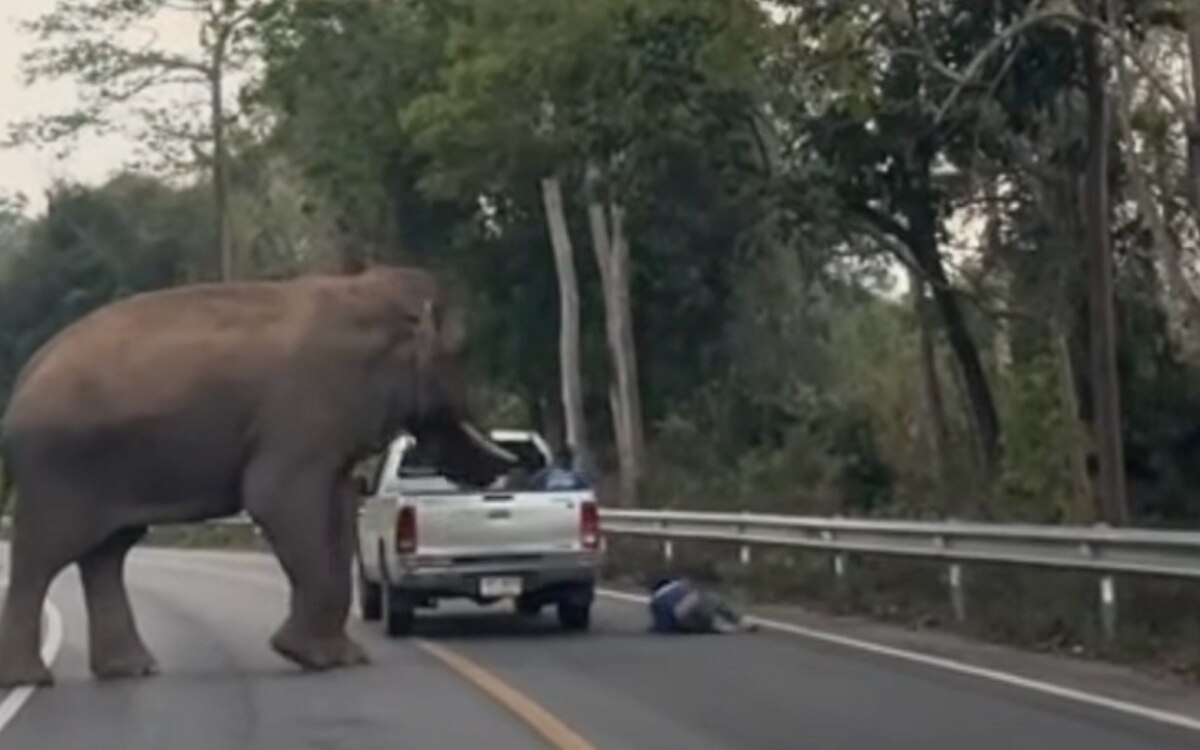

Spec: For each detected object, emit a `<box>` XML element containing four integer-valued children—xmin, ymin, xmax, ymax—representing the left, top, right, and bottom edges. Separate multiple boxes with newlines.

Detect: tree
<box><xmin>0</xmin><ymin>175</ymin><xmax>210</xmax><ymax>403</ymax></box>
<box><xmin>9</xmin><ymin>0</ymin><xmax>281</xmax><ymax>280</ymax></box>
<box><xmin>1081</xmin><ymin>0</ymin><xmax>1130</xmax><ymax>524</ymax></box>
<box><xmin>406</xmin><ymin>0</ymin><xmax>769</xmax><ymax>499</ymax></box>
<box><xmin>399</xmin><ymin>0</ymin><xmax>602</xmax><ymax>474</ymax></box>
<box><xmin>570</xmin><ymin>1</ymin><xmax>767</xmax><ymax>500</ymax></box>
<box><xmin>771</xmin><ymin>1</ymin><xmax>1004</xmax><ymax>478</ymax></box>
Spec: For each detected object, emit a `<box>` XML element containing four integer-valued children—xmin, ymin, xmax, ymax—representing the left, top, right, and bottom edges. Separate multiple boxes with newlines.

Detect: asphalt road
<box><xmin>2</xmin><ymin>548</ymin><xmax>1198</xmax><ymax>749</ymax></box>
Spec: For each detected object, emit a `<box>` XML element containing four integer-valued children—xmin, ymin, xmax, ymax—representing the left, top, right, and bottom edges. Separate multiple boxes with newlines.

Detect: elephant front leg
<box><xmin>244</xmin><ymin>466</ymin><xmax>369</xmax><ymax>671</ymax></box>
<box><xmin>0</xmin><ymin>501</ymin><xmax>106</xmax><ymax>688</ymax></box>
<box><xmin>0</xmin><ymin>563</ymin><xmax>54</xmax><ymax>688</ymax></box>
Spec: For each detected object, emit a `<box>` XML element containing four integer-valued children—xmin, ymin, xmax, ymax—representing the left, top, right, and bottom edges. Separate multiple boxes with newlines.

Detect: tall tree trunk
<box><xmin>608</xmin><ymin>201</ymin><xmax>645</xmax><ymax>494</ymax></box>
<box><xmin>1114</xmin><ymin>12</ymin><xmax>1200</xmax><ymax>347</ymax></box>
<box><xmin>1185</xmin><ymin>2</ymin><xmax>1200</xmax><ymax>222</ymax></box>
<box><xmin>907</xmin><ymin>176</ymin><xmax>1001</xmax><ymax>475</ymax></box>
<box><xmin>211</xmin><ymin>25</ymin><xmax>232</xmax><ymax>281</ymax></box>
<box><xmin>1081</xmin><ymin>7</ymin><xmax>1129</xmax><ymax>525</ymax></box>
<box><xmin>587</xmin><ymin>164</ymin><xmax>645</xmax><ymax>502</ymax></box>
<box><xmin>911</xmin><ymin>272</ymin><xmax>950</xmax><ymax>507</ymax></box>
<box><xmin>1053</xmin><ymin>324</ymin><xmax>1095</xmax><ymax>523</ymax></box>
<box><xmin>540</xmin><ymin>175</ymin><xmax>592</xmax><ymax>473</ymax></box>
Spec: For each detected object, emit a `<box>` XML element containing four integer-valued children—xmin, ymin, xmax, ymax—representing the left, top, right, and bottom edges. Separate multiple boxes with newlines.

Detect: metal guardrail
<box><xmin>599</xmin><ymin>509</ymin><xmax>1200</xmax><ymax>640</ymax></box>
<box><xmin>201</xmin><ymin>508</ymin><xmax>1200</xmax><ymax>639</ymax></box>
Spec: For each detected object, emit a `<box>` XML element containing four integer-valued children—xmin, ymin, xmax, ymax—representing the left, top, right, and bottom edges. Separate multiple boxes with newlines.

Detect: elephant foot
<box><xmin>0</xmin><ymin>656</ymin><xmax>52</xmax><ymax>689</ymax></box>
<box><xmin>91</xmin><ymin>648</ymin><xmax>159</xmax><ymax>681</ymax></box>
<box><xmin>270</xmin><ymin>625</ymin><xmax>370</xmax><ymax>671</ymax></box>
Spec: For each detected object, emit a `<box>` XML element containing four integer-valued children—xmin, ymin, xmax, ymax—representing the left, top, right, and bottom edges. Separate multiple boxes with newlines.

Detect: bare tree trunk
<box><xmin>210</xmin><ymin>18</ymin><xmax>232</xmax><ymax>281</ymax></box>
<box><xmin>1082</xmin><ymin>8</ymin><xmax>1129</xmax><ymax>525</ymax></box>
<box><xmin>911</xmin><ymin>273</ymin><xmax>950</xmax><ymax>506</ymax></box>
<box><xmin>1185</xmin><ymin>3</ymin><xmax>1200</xmax><ymax>221</ymax></box>
<box><xmin>540</xmin><ymin>175</ymin><xmax>592</xmax><ymax>472</ymax></box>
<box><xmin>607</xmin><ymin>384</ymin><xmax>628</xmax><ymax>504</ymax></box>
<box><xmin>587</xmin><ymin>164</ymin><xmax>645</xmax><ymax>502</ymax></box>
<box><xmin>1053</xmin><ymin>325</ymin><xmax>1094</xmax><ymax>522</ymax></box>
<box><xmin>910</xmin><ymin>203</ymin><xmax>1000</xmax><ymax>476</ymax></box>
<box><xmin>891</xmin><ymin>136</ymin><xmax>1002</xmax><ymax>478</ymax></box>
<box><xmin>1113</xmin><ymin>18</ymin><xmax>1200</xmax><ymax>347</ymax></box>
<box><xmin>608</xmin><ymin>201</ymin><xmax>645</xmax><ymax>493</ymax></box>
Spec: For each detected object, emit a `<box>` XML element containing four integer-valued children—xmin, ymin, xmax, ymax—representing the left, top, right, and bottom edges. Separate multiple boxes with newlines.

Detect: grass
<box><xmin>1</xmin><ymin>520</ymin><xmax>266</xmax><ymax>550</ymax></box>
<box><xmin>142</xmin><ymin>523</ymin><xmax>267</xmax><ymax>551</ymax></box>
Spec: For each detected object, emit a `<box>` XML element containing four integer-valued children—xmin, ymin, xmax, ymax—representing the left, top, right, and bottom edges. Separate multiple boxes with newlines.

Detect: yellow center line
<box><xmin>415</xmin><ymin>639</ymin><xmax>600</xmax><ymax>750</ymax></box>
<box><xmin>137</xmin><ymin>553</ymin><xmax>601</xmax><ymax>748</ymax></box>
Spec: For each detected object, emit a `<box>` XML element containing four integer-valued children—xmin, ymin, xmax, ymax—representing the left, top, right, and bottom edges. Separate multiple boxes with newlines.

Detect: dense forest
<box><xmin>4</xmin><ymin>0</ymin><xmax>1200</xmax><ymax>527</ymax></box>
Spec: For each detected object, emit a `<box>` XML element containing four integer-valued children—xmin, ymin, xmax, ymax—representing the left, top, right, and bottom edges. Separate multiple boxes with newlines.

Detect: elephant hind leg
<box><xmin>80</xmin><ymin>526</ymin><xmax>158</xmax><ymax>680</ymax></box>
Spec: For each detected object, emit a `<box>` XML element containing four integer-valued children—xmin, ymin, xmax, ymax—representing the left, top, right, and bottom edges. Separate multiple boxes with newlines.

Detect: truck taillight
<box><xmin>395</xmin><ymin>506</ymin><xmax>417</xmax><ymax>554</ymax></box>
<box><xmin>580</xmin><ymin>501</ymin><xmax>600</xmax><ymax>550</ymax></box>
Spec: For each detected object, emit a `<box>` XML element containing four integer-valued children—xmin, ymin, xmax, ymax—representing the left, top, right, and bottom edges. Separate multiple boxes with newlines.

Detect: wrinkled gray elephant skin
<box><xmin>0</xmin><ymin>266</ymin><xmax>514</xmax><ymax>687</ymax></box>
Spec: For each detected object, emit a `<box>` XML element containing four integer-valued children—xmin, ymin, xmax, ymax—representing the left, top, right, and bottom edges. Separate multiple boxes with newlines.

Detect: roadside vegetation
<box><xmin>2</xmin><ymin>0</ymin><xmax>1200</xmax><ymax>678</ymax></box>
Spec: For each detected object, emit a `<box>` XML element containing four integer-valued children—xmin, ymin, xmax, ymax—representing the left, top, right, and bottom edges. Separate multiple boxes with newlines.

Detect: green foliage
<box><xmin>0</xmin><ymin>176</ymin><xmax>210</xmax><ymax>402</ymax></box>
<box><xmin>7</xmin><ymin>0</ymin><xmax>1200</xmax><ymax>532</ymax></box>
<box><xmin>995</xmin><ymin>351</ymin><xmax>1079</xmax><ymax>521</ymax></box>
<box><xmin>255</xmin><ymin>0</ymin><xmax>464</xmax><ymax>255</ymax></box>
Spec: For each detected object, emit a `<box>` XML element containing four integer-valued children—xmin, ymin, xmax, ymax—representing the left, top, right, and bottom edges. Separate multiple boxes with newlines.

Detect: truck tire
<box><xmin>384</xmin><ymin>585</ymin><xmax>416</xmax><ymax>637</ymax></box>
<box><xmin>556</xmin><ymin>600</ymin><xmax>591</xmax><ymax>631</ymax></box>
<box><xmin>357</xmin><ymin>559</ymin><xmax>382</xmax><ymax>622</ymax></box>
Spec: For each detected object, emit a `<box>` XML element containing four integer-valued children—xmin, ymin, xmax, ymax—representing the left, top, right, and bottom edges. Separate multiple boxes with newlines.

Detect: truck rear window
<box><xmin>496</xmin><ymin>441</ymin><xmax>547</xmax><ymax>473</ymax></box>
<box><xmin>395</xmin><ymin>435</ymin><xmax>547</xmax><ymax>490</ymax></box>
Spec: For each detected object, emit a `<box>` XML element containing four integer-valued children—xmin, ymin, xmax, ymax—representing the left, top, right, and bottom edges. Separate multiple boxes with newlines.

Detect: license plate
<box><xmin>479</xmin><ymin>576</ymin><xmax>523</xmax><ymax>597</ymax></box>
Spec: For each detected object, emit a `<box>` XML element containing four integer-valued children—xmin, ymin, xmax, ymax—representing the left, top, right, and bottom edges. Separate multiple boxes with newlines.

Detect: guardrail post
<box><xmin>822</xmin><ymin>529</ymin><xmax>847</xmax><ymax>592</ymax></box>
<box><xmin>737</xmin><ymin>516</ymin><xmax>751</xmax><ymax>565</ymax></box>
<box><xmin>833</xmin><ymin>552</ymin><xmax>847</xmax><ymax>600</ymax></box>
<box><xmin>948</xmin><ymin>563</ymin><xmax>966</xmax><ymax>623</ymax></box>
<box><xmin>1100</xmin><ymin>575</ymin><xmax>1117</xmax><ymax>643</ymax></box>
<box><xmin>934</xmin><ymin>534</ymin><xmax>966</xmax><ymax>623</ymax></box>
<box><xmin>1082</xmin><ymin>535</ymin><xmax>1117</xmax><ymax>643</ymax></box>
<box><xmin>659</xmin><ymin>518</ymin><xmax>674</xmax><ymax>563</ymax></box>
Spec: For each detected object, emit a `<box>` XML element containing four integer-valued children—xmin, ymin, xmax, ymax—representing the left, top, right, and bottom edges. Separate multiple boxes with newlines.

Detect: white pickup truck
<box><xmin>354</xmin><ymin>430</ymin><xmax>602</xmax><ymax>636</ymax></box>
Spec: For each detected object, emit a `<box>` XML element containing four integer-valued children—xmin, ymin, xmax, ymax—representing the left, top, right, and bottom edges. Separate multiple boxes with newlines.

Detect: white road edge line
<box><xmin>0</xmin><ymin>592</ymin><xmax>64</xmax><ymax>737</ymax></box>
<box><xmin>598</xmin><ymin>588</ymin><xmax>1200</xmax><ymax>735</ymax></box>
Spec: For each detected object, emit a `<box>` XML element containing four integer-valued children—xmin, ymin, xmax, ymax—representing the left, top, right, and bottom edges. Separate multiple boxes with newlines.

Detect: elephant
<box><xmin>0</xmin><ymin>265</ymin><xmax>516</xmax><ymax>687</ymax></box>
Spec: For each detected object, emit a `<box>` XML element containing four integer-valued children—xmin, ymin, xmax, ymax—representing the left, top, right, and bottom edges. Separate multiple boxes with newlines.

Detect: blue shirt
<box><xmin>532</xmin><ymin>467</ymin><xmax>589</xmax><ymax>491</ymax></box>
<box><xmin>649</xmin><ymin>579</ymin><xmax>691</xmax><ymax>632</ymax></box>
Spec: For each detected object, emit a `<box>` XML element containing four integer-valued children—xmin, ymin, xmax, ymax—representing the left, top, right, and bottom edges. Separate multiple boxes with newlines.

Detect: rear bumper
<box><xmin>387</xmin><ymin>553</ymin><xmax>601</xmax><ymax>599</ymax></box>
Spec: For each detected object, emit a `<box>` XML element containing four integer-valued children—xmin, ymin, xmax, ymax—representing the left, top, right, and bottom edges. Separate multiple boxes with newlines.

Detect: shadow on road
<box><xmin>391</xmin><ymin>603</ymin><xmax>648</xmax><ymax>642</ymax></box>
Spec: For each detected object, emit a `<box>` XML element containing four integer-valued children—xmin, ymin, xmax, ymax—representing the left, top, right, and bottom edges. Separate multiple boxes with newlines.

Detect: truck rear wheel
<box><xmin>557</xmin><ymin>600</ymin><xmax>591</xmax><ymax>631</ymax></box>
<box><xmin>556</xmin><ymin>582</ymin><xmax>594</xmax><ymax>631</ymax></box>
<box><xmin>357</xmin><ymin>559</ymin><xmax>382</xmax><ymax>622</ymax></box>
<box><xmin>384</xmin><ymin>585</ymin><xmax>416</xmax><ymax>637</ymax></box>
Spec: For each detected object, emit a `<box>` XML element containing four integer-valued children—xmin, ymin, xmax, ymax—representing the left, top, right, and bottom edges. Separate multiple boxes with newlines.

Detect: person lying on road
<box><xmin>648</xmin><ymin>577</ymin><xmax>756</xmax><ymax>634</ymax></box>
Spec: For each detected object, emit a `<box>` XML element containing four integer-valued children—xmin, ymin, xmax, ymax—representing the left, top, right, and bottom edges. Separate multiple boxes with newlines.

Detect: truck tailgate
<box><xmin>407</xmin><ymin>490</ymin><xmax>591</xmax><ymax>557</ymax></box>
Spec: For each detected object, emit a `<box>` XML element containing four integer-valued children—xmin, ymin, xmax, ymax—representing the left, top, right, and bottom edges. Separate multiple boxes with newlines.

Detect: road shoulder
<box><xmin>600</xmin><ymin>586</ymin><xmax>1200</xmax><ymax>730</ymax></box>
